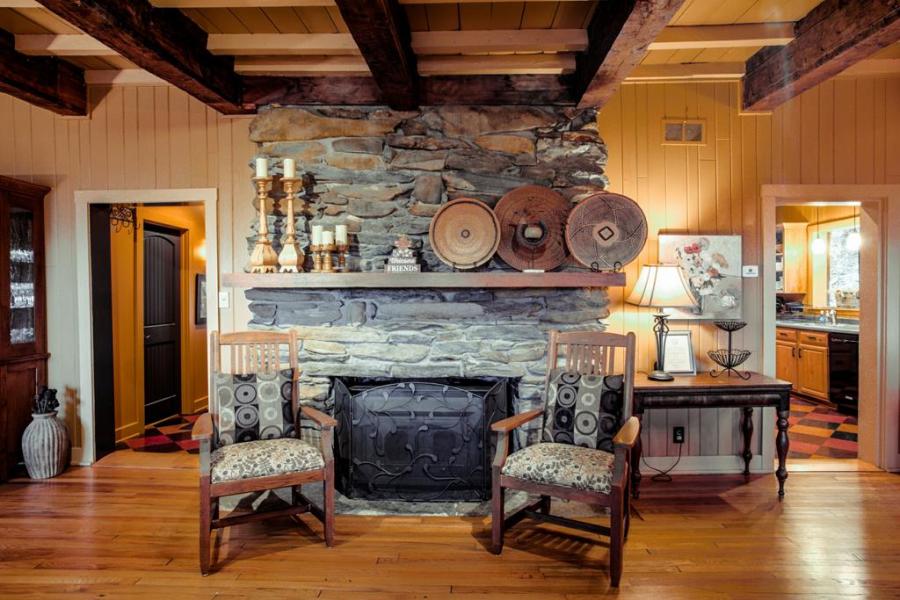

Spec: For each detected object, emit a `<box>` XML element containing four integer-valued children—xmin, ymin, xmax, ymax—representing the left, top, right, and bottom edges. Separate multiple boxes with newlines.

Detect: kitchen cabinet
<box><xmin>775</xmin><ymin>223</ymin><xmax>807</xmax><ymax>294</ymax></box>
<box><xmin>775</xmin><ymin>327</ymin><xmax>829</xmax><ymax>400</ymax></box>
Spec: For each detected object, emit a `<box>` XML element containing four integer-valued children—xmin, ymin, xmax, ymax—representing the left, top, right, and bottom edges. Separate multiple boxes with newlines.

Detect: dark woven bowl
<box><xmin>708</xmin><ymin>349</ymin><xmax>751</xmax><ymax>370</ymax></box>
<box><xmin>713</xmin><ymin>320</ymin><xmax>747</xmax><ymax>333</ymax></box>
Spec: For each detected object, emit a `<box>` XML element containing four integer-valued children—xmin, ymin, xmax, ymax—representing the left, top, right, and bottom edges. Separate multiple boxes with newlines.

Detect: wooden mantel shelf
<box><xmin>222</xmin><ymin>271</ymin><xmax>626</xmax><ymax>289</ymax></box>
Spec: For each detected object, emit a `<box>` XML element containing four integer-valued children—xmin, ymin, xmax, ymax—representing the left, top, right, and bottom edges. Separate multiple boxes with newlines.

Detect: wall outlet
<box><xmin>742</xmin><ymin>265</ymin><xmax>759</xmax><ymax>277</ymax></box>
<box><xmin>672</xmin><ymin>426</ymin><xmax>685</xmax><ymax>444</ymax></box>
<box><xmin>218</xmin><ymin>291</ymin><xmax>230</xmax><ymax>309</ymax></box>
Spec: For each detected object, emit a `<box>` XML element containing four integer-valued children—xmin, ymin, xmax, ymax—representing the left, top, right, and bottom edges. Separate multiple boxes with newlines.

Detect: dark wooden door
<box><xmin>143</xmin><ymin>224</ymin><xmax>181</xmax><ymax>426</ymax></box>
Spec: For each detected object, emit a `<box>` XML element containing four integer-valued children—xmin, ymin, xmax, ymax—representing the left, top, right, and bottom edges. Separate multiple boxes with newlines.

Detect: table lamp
<box><xmin>626</xmin><ymin>264</ymin><xmax>698</xmax><ymax>381</ymax></box>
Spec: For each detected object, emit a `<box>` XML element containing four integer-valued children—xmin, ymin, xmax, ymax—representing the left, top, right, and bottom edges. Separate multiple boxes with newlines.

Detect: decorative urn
<box><xmin>21</xmin><ymin>387</ymin><xmax>70</xmax><ymax>479</ymax></box>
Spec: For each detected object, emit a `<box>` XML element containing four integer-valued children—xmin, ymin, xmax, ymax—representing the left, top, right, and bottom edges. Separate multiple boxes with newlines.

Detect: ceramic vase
<box><xmin>22</xmin><ymin>411</ymin><xmax>70</xmax><ymax>479</ymax></box>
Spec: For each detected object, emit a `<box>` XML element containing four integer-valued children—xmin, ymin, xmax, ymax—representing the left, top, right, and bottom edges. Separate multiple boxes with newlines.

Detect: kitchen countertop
<box><xmin>775</xmin><ymin>319</ymin><xmax>859</xmax><ymax>335</ymax></box>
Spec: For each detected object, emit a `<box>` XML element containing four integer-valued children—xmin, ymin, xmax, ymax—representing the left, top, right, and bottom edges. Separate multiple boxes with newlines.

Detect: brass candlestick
<box><xmin>336</xmin><ymin>243</ymin><xmax>350</xmax><ymax>272</ymax></box>
<box><xmin>321</xmin><ymin>242</ymin><xmax>336</xmax><ymax>273</ymax></box>
<box><xmin>278</xmin><ymin>177</ymin><xmax>304</xmax><ymax>273</ymax></box>
<box><xmin>310</xmin><ymin>244</ymin><xmax>323</xmax><ymax>272</ymax></box>
<box><xmin>249</xmin><ymin>177</ymin><xmax>278</xmax><ymax>273</ymax></box>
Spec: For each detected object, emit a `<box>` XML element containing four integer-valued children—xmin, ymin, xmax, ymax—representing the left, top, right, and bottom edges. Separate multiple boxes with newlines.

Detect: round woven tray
<box><xmin>429</xmin><ymin>197</ymin><xmax>501</xmax><ymax>270</ymax></box>
<box><xmin>494</xmin><ymin>185</ymin><xmax>571</xmax><ymax>271</ymax></box>
<box><xmin>565</xmin><ymin>192</ymin><xmax>648</xmax><ymax>270</ymax></box>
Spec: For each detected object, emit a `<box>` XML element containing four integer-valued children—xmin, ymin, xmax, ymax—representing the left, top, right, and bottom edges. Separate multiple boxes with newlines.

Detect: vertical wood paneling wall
<box><xmin>598</xmin><ymin>77</ymin><xmax>900</xmax><ymax>462</ymax></box>
<box><xmin>0</xmin><ymin>74</ymin><xmax>897</xmax><ymax>464</ymax></box>
<box><xmin>0</xmin><ymin>86</ymin><xmax>255</xmax><ymax>446</ymax></box>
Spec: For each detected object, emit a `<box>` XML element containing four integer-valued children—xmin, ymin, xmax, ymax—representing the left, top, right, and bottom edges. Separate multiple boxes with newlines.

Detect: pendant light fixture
<box><xmin>811</xmin><ymin>206</ymin><xmax>826</xmax><ymax>255</ymax></box>
<box><xmin>846</xmin><ymin>204</ymin><xmax>861</xmax><ymax>251</ymax></box>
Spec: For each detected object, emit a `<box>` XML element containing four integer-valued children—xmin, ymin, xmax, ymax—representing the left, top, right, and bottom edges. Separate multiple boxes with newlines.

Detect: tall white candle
<box><xmin>322</xmin><ymin>230</ymin><xmax>334</xmax><ymax>246</ymax></box>
<box><xmin>311</xmin><ymin>225</ymin><xmax>323</xmax><ymax>245</ymax></box>
<box><xmin>283</xmin><ymin>158</ymin><xmax>296</xmax><ymax>179</ymax></box>
<box><xmin>335</xmin><ymin>224</ymin><xmax>348</xmax><ymax>244</ymax></box>
<box><xmin>255</xmin><ymin>157</ymin><xmax>268</xmax><ymax>178</ymax></box>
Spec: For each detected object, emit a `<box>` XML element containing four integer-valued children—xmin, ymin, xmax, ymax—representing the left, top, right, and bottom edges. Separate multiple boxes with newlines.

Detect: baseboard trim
<box><xmin>71</xmin><ymin>446</ymin><xmax>90</xmax><ymax>466</ymax></box>
<box><xmin>641</xmin><ymin>454</ymin><xmax>771</xmax><ymax>475</ymax></box>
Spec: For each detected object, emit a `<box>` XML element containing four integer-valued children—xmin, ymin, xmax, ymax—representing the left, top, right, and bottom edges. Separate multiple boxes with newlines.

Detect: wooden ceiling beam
<box><xmin>15</xmin><ymin>34</ymin><xmax>116</xmax><ymax>56</ymax></box>
<box><xmin>34</xmin><ymin>0</ymin><xmax>247</xmax><ymax>114</ymax></box>
<box><xmin>419</xmin><ymin>53</ymin><xmax>576</xmax><ymax>76</ymax></box>
<box><xmin>333</xmin><ymin>0</ymin><xmax>418</xmax><ymax>110</ymax></box>
<box><xmin>0</xmin><ymin>28</ymin><xmax>86</xmax><ymax>115</ymax></box>
<box><xmin>742</xmin><ymin>0</ymin><xmax>900</xmax><ymax>112</ymax></box>
<box><xmin>207</xmin><ymin>33</ymin><xmax>358</xmax><ymax>56</ymax></box>
<box><xmin>572</xmin><ymin>0</ymin><xmax>686</xmax><ymax>109</ymax></box>
<box><xmin>624</xmin><ymin>62</ymin><xmax>745</xmax><ymax>81</ymax></box>
<box><xmin>241</xmin><ymin>74</ymin><xmax>572</xmax><ymax>107</ymax></box>
<box><xmin>234</xmin><ymin>55</ymin><xmax>369</xmax><ymax>75</ymax></box>
<box><xmin>648</xmin><ymin>23</ymin><xmax>795</xmax><ymax>51</ymax></box>
<box><xmin>412</xmin><ymin>29</ymin><xmax>587</xmax><ymax>55</ymax></box>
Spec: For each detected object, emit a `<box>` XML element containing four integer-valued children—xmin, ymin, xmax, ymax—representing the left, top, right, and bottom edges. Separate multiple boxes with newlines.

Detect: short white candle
<box><xmin>322</xmin><ymin>230</ymin><xmax>334</xmax><ymax>246</ymax></box>
<box><xmin>311</xmin><ymin>225</ymin><xmax>323</xmax><ymax>245</ymax></box>
<box><xmin>283</xmin><ymin>158</ymin><xmax>295</xmax><ymax>179</ymax></box>
<box><xmin>335</xmin><ymin>224</ymin><xmax>348</xmax><ymax>244</ymax></box>
<box><xmin>255</xmin><ymin>157</ymin><xmax>268</xmax><ymax>178</ymax></box>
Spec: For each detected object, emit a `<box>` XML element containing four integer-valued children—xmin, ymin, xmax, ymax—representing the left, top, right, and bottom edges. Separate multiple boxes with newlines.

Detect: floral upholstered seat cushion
<box><xmin>213</xmin><ymin>369</ymin><xmax>296</xmax><ymax>446</ymax></box>
<box><xmin>501</xmin><ymin>442</ymin><xmax>615</xmax><ymax>494</ymax></box>
<box><xmin>210</xmin><ymin>437</ymin><xmax>324</xmax><ymax>484</ymax></box>
<box><xmin>542</xmin><ymin>369</ymin><xmax>625</xmax><ymax>451</ymax></box>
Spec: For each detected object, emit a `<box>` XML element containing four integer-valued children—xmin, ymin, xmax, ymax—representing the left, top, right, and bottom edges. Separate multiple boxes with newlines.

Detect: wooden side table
<box><xmin>631</xmin><ymin>372</ymin><xmax>792</xmax><ymax>498</ymax></box>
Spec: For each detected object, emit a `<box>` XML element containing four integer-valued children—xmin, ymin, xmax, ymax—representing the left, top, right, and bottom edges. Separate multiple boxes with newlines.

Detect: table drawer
<box><xmin>776</xmin><ymin>328</ymin><xmax>797</xmax><ymax>342</ymax></box>
<box><xmin>798</xmin><ymin>330</ymin><xmax>828</xmax><ymax>347</ymax></box>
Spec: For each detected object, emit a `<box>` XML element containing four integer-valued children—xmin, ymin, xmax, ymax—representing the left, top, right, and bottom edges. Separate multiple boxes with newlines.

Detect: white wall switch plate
<box><xmin>742</xmin><ymin>265</ymin><xmax>759</xmax><ymax>277</ymax></box>
<box><xmin>218</xmin><ymin>291</ymin><xmax>230</xmax><ymax>309</ymax></box>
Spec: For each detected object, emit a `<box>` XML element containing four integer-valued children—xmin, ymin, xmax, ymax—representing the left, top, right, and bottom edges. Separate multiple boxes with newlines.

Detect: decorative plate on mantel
<box><xmin>494</xmin><ymin>185</ymin><xmax>571</xmax><ymax>272</ymax></box>
<box><xmin>565</xmin><ymin>192</ymin><xmax>648</xmax><ymax>271</ymax></box>
<box><xmin>429</xmin><ymin>197</ymin><xmax>500</xmax><ymax>270</ymax></box>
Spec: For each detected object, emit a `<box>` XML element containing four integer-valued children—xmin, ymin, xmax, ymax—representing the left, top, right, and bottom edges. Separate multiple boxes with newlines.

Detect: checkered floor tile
<box><xmin>786</xmin><ymin>397</ymin><xmax>857</xmax><ymax>459</ymax></box>
<box><xmin>115</xmin><ymin>414</ymin><xmax>203</xmax><ymax>454</ymax></box>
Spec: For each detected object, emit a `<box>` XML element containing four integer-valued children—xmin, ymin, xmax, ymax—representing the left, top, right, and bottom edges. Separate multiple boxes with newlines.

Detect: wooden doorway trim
<box><xmin>74</xmin><ymin>188</ymin><xmax>218</xmax><ymax>466</ymax></box>
<box><xmin>761</xmin><ymin>184</ymin><xmax>900</xmax><ymax>472</ymax></box>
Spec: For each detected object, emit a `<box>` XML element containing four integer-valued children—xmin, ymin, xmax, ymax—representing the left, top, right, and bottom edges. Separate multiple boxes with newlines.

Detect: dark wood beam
<box><xmin>743</xmin><ymin>0</ymin><xmax>900</xmax><ymax>112</ymax></box>
<box><xmin>35</xmin><ymin>0</ymin><xmax>246</xmax><ymax>114</ymax></box>
<box><xmin>0</xmin><ymin>29</ymin><xmax>85</xmax><ymax>116</ymax></box>
<box><xmin>241</xmin><ymin>75</ymin><xmax>574</xmax><ymax>108</ymax></box>
<box><xmin>572</xmin><ymin>0</ymin><xmax>685</xmax><ymax>109</ymax></box>
<box><xmin>333</xmin><ymin>0</ymin><xmax>418</xmax><ymax>109</ymax></box>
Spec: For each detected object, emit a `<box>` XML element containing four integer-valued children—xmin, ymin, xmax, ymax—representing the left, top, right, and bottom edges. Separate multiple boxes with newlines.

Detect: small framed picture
<box><xmin>195</xmin><ymin>274</ymin><xmax>207</xmax><ymax>326</ymax></box>
<box><xmin>663</xmin><ymin>330</ymin><xmax>696</xmax><ymax>375</ymax></box>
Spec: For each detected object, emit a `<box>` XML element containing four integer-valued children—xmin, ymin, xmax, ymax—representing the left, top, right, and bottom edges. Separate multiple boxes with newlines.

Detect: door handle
<box><xmin>791</xmin><ymin>348</ymin><xmax>795</xmax><ymax>358</ymax></box>
<box><xmin>145</xmin><ymin>334</ymin><xmax>151</xmax><ymax>341</ymax></box>
<box><xmin>798</xmin><ymin>348</ymin><xmax>803</xmax><ymax>358</ymax></box>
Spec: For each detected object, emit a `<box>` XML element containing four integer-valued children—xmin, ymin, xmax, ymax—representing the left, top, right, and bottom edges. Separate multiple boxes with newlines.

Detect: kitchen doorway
<box><xmin>761</xmin><ymin>184</ymin><xmax>900</xmax><ymax>474</ymax></box>
<box><xmin>772</xmin><ymin>202</ymin><xmax>863</xmax><ymax>468</ymax></box>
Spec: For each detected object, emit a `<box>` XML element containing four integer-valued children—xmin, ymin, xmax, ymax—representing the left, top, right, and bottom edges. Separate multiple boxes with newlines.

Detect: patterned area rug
<box><xmin>787</xmin><ymin>397</ymin><xmax>857</xmax><ymax>459</ymax></box>
<box><xmin>115</xmin><ymin>414</ymin><xmax>202</xmax><ymax>454</ymax></box>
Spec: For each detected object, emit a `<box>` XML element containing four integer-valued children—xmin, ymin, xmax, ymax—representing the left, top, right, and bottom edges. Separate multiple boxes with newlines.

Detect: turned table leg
<box><xmin>631</xmin><ymin>414</ymin><xmax>643</xmax><ymax>499</ymax></box>
<box><xmin>775</xmin><ymin>408</ymin><xmax>790</xmax><ymax>497</ymax></box>
<box><xmin>741</xmin><ymin>407</ymin><xmax>754</xmax><ymax>477</ymax></box>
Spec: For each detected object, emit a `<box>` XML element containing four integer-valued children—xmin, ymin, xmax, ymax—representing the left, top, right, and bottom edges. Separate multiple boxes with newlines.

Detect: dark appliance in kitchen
<box><xmin>829</xmin><ymin>332</ymin><xmax>859</xmax><ymax>415</ymax></box>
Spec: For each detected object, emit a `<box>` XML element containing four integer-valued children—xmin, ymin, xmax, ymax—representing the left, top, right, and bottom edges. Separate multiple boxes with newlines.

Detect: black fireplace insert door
<box><xmin>332</xmin><ymin>378</ymin><xmax>512</xmax><ymax>502</ymax></box>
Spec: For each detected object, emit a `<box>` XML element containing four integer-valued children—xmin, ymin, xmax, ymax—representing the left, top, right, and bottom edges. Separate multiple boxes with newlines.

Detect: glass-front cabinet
<box><xmin>0</xmin><ymin>176</ymin><xmax>48</xmax><ymax>481</ymax></box>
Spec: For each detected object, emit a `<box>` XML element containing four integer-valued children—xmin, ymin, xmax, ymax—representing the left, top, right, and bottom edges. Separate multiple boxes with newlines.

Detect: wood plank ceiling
<box><xmin>0</xmin><ymin>0</ymin><xmax>898</xmax><ymax>116</ymax></box>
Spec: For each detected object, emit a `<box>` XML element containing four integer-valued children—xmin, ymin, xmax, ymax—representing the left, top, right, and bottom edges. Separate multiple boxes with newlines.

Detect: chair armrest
<box><xmin>613</xmin><ymin>416</ymin><xmax>640</xmax><ymax>449</ymax></box>
<box><xmin>490</xmin><ymin>408</ymin><xmax>543</xmax><ymax>433</ymax></box>
<box><xmin>301</xmin><ymin>405</ymin><xmax>337</xmax><ymax>429</ymax></box>
<box><xmin>192</xmin><ymin>413</ymin><xmax>214</xmax><ymax>441</ymax></box>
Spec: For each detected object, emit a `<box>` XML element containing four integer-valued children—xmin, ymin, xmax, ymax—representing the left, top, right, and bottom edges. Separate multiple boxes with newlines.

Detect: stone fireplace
<box><xmin>243</xmin><ymin>105</ymin><xmax>613</xmax><ymax>489</ymax></box>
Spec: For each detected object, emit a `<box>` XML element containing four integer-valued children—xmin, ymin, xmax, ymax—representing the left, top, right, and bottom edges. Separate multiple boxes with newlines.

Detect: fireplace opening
<box><xmin>332</xmin><ymin>377</ymin><xmax>515</xmax><ymax>502</ymax></box>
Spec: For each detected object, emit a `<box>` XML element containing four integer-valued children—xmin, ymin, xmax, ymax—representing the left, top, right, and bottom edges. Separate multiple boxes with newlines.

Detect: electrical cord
<box><xmin>641</xmin><ymin>442</ymin><xmax>683</xmax><ymax>482</ymax></box>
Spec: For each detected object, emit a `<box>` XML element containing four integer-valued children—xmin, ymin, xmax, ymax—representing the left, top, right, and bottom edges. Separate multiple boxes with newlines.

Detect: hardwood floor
<box><xmin>1</xmin><ymin>460</ymin><xmax>899</xmax><ymax>598</ymax></box>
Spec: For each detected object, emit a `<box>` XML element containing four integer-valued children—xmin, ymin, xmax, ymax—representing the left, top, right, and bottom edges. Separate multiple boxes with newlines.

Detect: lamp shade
<box><xmin>626</xmin><ymin>264</ymin><xmax>697</xmax><ymax>309</ymax></box>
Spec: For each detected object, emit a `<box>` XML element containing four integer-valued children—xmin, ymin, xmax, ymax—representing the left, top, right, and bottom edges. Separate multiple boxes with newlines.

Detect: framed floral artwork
<box><xmin>659</xmin><ymin>234</ymin><xmax>742</xmax><ymax>320</ymax></box>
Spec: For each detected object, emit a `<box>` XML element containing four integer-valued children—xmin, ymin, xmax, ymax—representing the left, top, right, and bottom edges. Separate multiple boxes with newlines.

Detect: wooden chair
<box><xmin>490</xmin><ymin>330</ymin><xmax>639</xmax><ymax>587</ymax></box>
<box><xmin>192</xmin><ymin>331</ymin><xmax>336</xmax><ymax>575</ymax></box>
